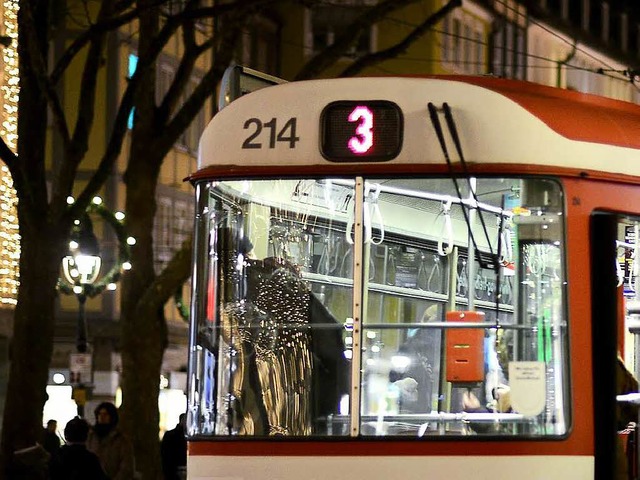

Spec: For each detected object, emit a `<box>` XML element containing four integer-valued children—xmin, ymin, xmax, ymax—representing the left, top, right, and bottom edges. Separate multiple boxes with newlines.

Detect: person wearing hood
<box><xmin>87</xmin><ymin>401</ymin><xmax>135</xmax><ymax>479</ymax></box>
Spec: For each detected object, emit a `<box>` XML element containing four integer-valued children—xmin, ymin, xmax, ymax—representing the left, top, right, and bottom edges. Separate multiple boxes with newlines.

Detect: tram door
<box><xmin>591</xmin><ymin>212</ymin><xmax>640</xmax><ymax>480</ymax></box>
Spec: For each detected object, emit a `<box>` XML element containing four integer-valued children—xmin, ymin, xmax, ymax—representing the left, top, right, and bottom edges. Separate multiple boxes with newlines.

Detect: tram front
<box><xmin>185</xmin><ymin>77</ymin><xmax>588</xmax><ymax>479</ymax></box>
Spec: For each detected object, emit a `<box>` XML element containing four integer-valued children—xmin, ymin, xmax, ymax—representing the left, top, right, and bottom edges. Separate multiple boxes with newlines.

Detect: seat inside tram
<box><xmin>188</xmin><ymin>176</ymin><xmax>571</xmax><ymax>438</ymax></box>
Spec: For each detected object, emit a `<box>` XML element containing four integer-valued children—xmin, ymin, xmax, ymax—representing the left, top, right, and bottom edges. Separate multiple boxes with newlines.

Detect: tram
<box><xmin>185</xmin><ymin>74</ymin><xmax>640</xmax><ymax>479</ymax></box>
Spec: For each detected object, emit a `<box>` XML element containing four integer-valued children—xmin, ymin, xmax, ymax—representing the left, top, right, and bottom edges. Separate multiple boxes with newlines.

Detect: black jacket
<box><xmin>50</xmin><ymin>444</ymin><xmax>108</xmax><ymax>480</ymax></box>
<box><xmin>161</xmin><ymin>425</ymin><xmax>187</xmax><ymax>480</ymax></box>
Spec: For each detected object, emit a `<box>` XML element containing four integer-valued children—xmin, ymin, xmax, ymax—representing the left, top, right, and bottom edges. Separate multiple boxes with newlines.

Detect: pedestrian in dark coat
<box><xmin>50</xmin><ymin>416</ymin><xmax>108</xmax><ymax>480</ymax></box>
<box><xmin>41</xmin><ymin>419</ymin><xmax>61</xmax><ymax>459</ymax></box>
<box><xmin>161</xmin><ymin>413</ymin><xmax>187</xmax><ymax>480</ymax></box>
<box><xmin>87</xmin><ymin>401</ymin><xmax>136</xmax><ymax>480</ymax></box>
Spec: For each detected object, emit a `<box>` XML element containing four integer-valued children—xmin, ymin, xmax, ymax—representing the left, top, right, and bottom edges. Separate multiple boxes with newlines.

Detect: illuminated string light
<box><xmin>0</xmin><ymin>1</ymin><xmax>20</xmax><ymax>305</ymax></box>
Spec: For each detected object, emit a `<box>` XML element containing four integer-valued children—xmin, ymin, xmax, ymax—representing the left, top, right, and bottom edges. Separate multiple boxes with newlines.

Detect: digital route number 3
<box><xmin>347</xmin><ymin>106</ymin><xmax>374</xmax><ymax>155</ymax></box>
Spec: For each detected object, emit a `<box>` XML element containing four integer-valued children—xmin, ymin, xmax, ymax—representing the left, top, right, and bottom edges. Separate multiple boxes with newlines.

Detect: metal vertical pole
<box><xmin>76</xmin><ymin>294</ymin><xmax>88</xmax><ymax>354</ymax></box>
<box><xmin>349</xmin><ymin>178</ymin><xmax>365</xmax><ymax>437</ymax></box>
<box><xmin>467</xmin><ymin>178</ymin><xmax>477</xmax><ymax>310</ymax></box>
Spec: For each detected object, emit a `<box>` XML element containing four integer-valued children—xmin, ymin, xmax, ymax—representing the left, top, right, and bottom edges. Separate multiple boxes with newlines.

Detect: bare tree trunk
<box><xmin>0</xmin><ymin>1</ymin><xmax>60</xmax><ymax>473</ymax></box>
<box><xmin>120</xmin><ymin>139</ymin><xmax>166</xmax><ymax>479</ymax></box>
<box><xmin>1</xmin><ymin>219</ymin><xmax>66</xmax><ymax>476</ymax></box>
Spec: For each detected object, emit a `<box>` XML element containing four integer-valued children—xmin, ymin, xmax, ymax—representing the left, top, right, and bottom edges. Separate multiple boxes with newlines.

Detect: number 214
<box><xmin>242</xmin><ymin>117</ymin><xmax>299</xmax><ymax>149</ymax></box>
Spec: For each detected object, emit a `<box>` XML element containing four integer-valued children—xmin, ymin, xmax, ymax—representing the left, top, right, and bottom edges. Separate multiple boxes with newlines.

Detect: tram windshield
<box><xmin>188</xmin><ymin>176</ymin><xmax>569</xmax><ymax>438</ymax></box>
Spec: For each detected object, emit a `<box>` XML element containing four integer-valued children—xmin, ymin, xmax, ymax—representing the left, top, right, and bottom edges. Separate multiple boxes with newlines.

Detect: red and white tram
<box><xmin>186</xmin><ymin>74</ymin><xmax>640</xmax><ymax>479</ymax></box>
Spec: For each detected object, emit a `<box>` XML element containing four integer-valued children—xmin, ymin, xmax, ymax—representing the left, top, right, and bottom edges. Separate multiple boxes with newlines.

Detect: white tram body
<box><xmin>187</xmin><ymin>76</ymin><xmax>640</xmax><ymax>479</ymax></box>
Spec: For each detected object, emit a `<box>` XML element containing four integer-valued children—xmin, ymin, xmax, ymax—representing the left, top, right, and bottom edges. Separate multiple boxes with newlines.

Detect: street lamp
<box><xmin>58</xmin><ymin>196</ymin><xmax>133</xmax><ymax>417</ymax></box>
<box><xmin>58</xmin><ymin>196</ymin><xmax>133</xmax><ymax>373</ymax></box>
<box><xmin>62</xmin><ymin>213</ymin><xmax>102</xmax><ymax>353</ymax></box>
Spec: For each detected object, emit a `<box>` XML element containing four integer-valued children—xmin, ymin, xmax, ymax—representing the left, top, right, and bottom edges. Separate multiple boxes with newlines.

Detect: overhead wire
<box><xmin>280</xmin><ymin>22</ymin><xmax>632</xmax><ymax>88</ymax></box>
<box><xmin>492</xmin><ymin>0</ymin><xmax>619</xmax><ymax>71</ymax></box>
<box><xmin>490</xmin><ymin>0</ymin><xmax>640</xmax><ymax>89</ymax></box>
<box><xmin>275</xmin><ymin>1</ymin><xmax>639</xmax><ymax>94</ymax></box>
<box><xmin>383</xmin><ymin>15</ymin><xmax>633</xmax><ymax>85</ymax></box>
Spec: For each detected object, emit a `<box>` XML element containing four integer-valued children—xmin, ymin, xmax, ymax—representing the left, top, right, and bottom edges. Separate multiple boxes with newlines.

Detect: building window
<box><xmin>306</xmin><ymin>0</ymin><xmax>376</xmax><ymax>57</ymax></box>
<box><xmin>491</xmin><ymin>19</ymin><xmax>526</xmax><ymax>80</ymax></box>
<box><xmin>127</xmin><ymin>54</ymin><xmax>138</xmax><ymax>129</ymax></box>
<box><xmin>601</xmin><ymin>2</ymin><xmax>609</xmax><ymax>43</ymax></box>
<box><xmin>182</xmin><ymin>78</ymin><xmax>205</xmax><ymax>153</ymax></box>
<box><xmin>452</xmin><ymin>18</ymin><xmax>461</xmax><ymax>64</ymax></box>
<box><xmin>154</xmin><ymin>191</ymin><xmax>194</xmax><ymax>273</ymax></box>
<box><xmin>561</xmin><ymin>0</ymin><xmax>569</xmax><ymax>20</ymax></box>
<box><xmin>463</xmin><ymin>24</ymin><xmax>472</xmax><ymax>68</ymax></box>
<box><xmin>441</xmin><ymin>12</ymin><xmax>485</xmax><ymax>74</ymax></box>
<box><xmin>620</xmin><ymin>12</ymin><xmax>628</xmax><ymax>52</ymax></box>
<box><xmin>475</xmin><ymin>30</ymin><xmax>484</xmax><ymax>74</ymax></box>
<box><xmin>156</xmin><ymin>63</ymin><xmax>175</xmax><ymax>108</ymax></box>
<box><xmin>238</xmin><ymin>16</ymin><xmax>280</xmax><ymax>76</ymax></box>
<box><xmin>155</xmin><ymin>60</ymin><xmax>205</xmax><ymax>153</ymax></box>
<box><xmin>162</xmin><ymin>0</ymin><xmax>186</xmax><ymax>15</ymax></box>
<box><xmin>581</xmin><ymin>0</ymin><xmax>590</xmax><ymax>30</ymax></box>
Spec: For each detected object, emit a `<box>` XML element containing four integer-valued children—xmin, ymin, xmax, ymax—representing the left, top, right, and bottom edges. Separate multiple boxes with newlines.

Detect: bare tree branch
<box><xmin>157</xmin><ymin>34</ymin><xmax>217</xmax><ymax>126</ymax></box>
<box><xmin>294</xmin><ymin>0</ymin><xmax>424</xmax><ymax>80</ymax></box>
<box><xmin>175</xmin><ymin>0</ymin><xmax>282</xmax><ymax>22</ymax></box>
<box><xmin>157</xmin><ymin>59</ymin><xmax>227</xmax><ymax>153</ymax></box>
<box><xmin>21</xmin><ymin>2</ymin><xmax>71</xmax><ymax>151</ymax></box>
<box><xmin>70</xmin><ymin>0</ymin><xmax>182</xmax><ymax>217</ymax></box>
<box><xmin>339</xmin><ymin>0</ymin><xmax>461</xmax><ymax>77</ymax></box>
<box><xmin>68</xmin><ymin>48</ymin><xmax>140</xmax><ymax>219</ymax></box>
<box><xmin>0</xmin><ymin>139</ymin><xmax>18</xmax><ymax>170</ymax></box>
<box><xmin>114</xmin><ymin>0</ymin><xmax>137</xmax><ymax>11</ymax></box>
<box><xmin>70</xmin><ymin>2</ymin><xmax>114</xmax><ymax>156</ymax></box>
<box><xmin>50</xmin><ymin>0</ymin><xmax>272</xmax><ymax>85</ymax></box>
<box><xmin>49</xmin><ymin>1</ymin><xmax>116</xmax><ymax>219</ymax></box>
<box><xmin>50</xmin><ymin>1</ymin><xmax>140</xmax><ymax>84</ymax></box>
<box><xmin>157</xmin><ymin>13</ymin><xmax>246</xmax><ymax>150</ymax></box>
<box><xmin>181</xmin><ymin>0</ymin><xmax>199</xmax><ymax>51</ymax></box>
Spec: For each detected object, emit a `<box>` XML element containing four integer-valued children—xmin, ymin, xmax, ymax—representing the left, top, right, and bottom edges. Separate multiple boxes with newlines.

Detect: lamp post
<box><xmin>62</xmin><ymin>213</ymin><xmax>102</xmax><ymax>353</ymax></box>
<box><xmin>58</xmin><ymin>196</ymin><xmax>134</xmax><ymax>416</ymax></box>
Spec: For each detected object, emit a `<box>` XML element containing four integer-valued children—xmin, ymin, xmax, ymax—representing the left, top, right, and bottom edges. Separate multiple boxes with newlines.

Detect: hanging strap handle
<box><xmin>437</xmin><ymin>199</ymin><xmax>454</xmax><ymax>256</ymax></box>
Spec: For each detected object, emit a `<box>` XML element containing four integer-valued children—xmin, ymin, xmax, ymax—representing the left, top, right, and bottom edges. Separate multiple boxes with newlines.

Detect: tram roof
<box><xmin>196</xmin><ymin>75</ymin><xmax>640</xmax><ymax>179</ymax></box>
<box><xmin>436</xmin><ymin>75</ymin><xmax>640</xmax><ymax>151</ymax></box>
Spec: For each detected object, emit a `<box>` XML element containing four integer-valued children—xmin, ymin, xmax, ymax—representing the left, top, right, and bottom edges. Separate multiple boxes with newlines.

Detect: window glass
<box><xmin>358</xmin><ymin>177</ymin><xmax>568</xmax><ymax>437</ymax></box>
<box><xmin>441</xmin><ymin>15</ymin><xmax>450</xmax><ymax>62</ymax></box>
<box><xmin>153</xmin><ymin>191</ymin><xmax>194</xmax><ymax>274</ymax></box>
<box><xmin>188</xmin><ymin>177</ymin><xmax>569</xmax><ymax>438</ymax></box>
<box><xmin>452</xmin><ymin>18</ymin><xmax>461</xmax><ymax>64</ymax></box>
<box><xmin>309</xmin><ymin>1</ymin><xmax>374</xmax><ymax>56</ymax></box>
<box><xmin>491</xmin><ymin>20</ymin><xmax>526</xmax><ymax>80</ymax></box>
<box><xmin>189</xmin><ymin>179</ymin><xmax>354</xmax><ymax>436</ymax></box>
<box><xmin>127</xmin><ymin>54</ymin><xmax>138</xmax><ymax>129</ymax></box>
<box><xmin>475</xmin><ymin>30</ymin><xmax>484</xmax><ymax>74</ymax></box>
<box><xmin>463</xmin><ymin>25</ymin><xmax>472</xmax><ymax>72</ymax></box>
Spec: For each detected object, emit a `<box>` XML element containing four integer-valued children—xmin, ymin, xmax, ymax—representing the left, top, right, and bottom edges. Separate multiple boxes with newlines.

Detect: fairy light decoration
<box><xmin>0</xmin><ymin>1</ymin><xmax>20</xmax><ymax>305</ymax></box>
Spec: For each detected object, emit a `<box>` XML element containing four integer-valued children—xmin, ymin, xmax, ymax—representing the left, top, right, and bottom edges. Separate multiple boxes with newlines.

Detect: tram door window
<box><xmin>614</xmin><ymin>219</ymin><xmax>640</xmax><ymax>480</ymax></box>
<box><xmin>187</xmin><ymin>176</ymin><xmax>570</xmax><ymax>439</ymax></box>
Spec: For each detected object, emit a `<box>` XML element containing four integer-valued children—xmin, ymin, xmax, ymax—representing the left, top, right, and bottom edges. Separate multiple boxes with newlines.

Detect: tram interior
<box><xmin>190</xmin><ymin>176</ymin><xmax>572</xmax><ymax>438</ymax></box>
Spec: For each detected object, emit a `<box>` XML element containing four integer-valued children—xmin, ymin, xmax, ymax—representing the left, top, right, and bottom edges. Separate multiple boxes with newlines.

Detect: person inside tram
<box><xmin>617</xmin><ymin>352</ymin><xmax>639</xmax><ymax>431</ymax></box>
<box><xmin>459</xmin><ymin>328</ymin><xmax>511</xmax><ymax>433</ymax></box>
<box><xmin>616</xmin><ymin>352</ymin><xmax>639</xmax><ymax>480</ymax></box>
<box><xmin>388</xmin><ymin>304</ymin><xmax>439</xmax><ymax>414</ymax></box>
